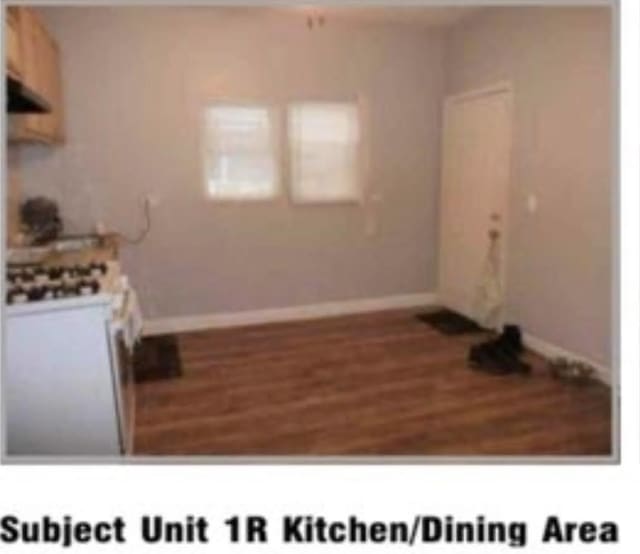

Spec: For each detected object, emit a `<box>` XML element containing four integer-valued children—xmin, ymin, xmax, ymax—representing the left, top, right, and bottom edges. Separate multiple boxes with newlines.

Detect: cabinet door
<box><xmin>9</xmin><ymin>8</ymin><xmax>64</xmax><ymax>144</ymax></box>
<box><xmin>15</xmin><ymin>8</ymin><xmax>46</xmax><ymax>137</ymax></box>
<box><xmin>6</xmin><ymin>9</ymin><xmax>22</xmax><ymax>79</ymax></box>
<box><xmin>16</xmin><ymin>8</ymin><xmax>39</xmax><ymax>95</ymax></box>
<box><xmin>51</xmin><ymin>42</ymin><xmax>65</xmax><ymax>141</ymax></box>
<box><xmin>37</xmin><ymin>33</ymin><xmax>55</xmax><ymax>138</ymax></box>
<box><xmin>40</xmin><ymin>36</ymin><xmax>64</xmax><ymax>141</ymax></box>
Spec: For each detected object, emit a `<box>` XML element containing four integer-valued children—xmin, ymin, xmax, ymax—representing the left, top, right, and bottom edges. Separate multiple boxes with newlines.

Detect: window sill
<box><xmin>289</xmin><ymin>197</ymin><xmax>363</xmax><ymax>207</ymax></box>
<box><xmin>206</xmin><ymin>196</ymin><xmax>282</xmax><ymax>205</ymax></box>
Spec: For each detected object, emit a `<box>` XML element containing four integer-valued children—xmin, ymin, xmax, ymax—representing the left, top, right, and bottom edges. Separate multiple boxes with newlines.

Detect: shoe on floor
<box><xmin>468</xmin><ymin>324</ymin><xmax>531</xmax><ymax>375</ymax></box>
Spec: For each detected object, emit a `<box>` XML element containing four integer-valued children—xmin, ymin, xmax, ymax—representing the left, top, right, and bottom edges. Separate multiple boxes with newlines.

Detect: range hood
<box><xmin>7</xmin><ymin>76</ymin><xmax>51</xmax><ymax>113</ymax></box>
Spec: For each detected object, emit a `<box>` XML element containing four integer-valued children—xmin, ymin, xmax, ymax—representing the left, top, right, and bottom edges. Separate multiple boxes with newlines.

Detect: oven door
<box><xmin>109</xmin><ymin>325</ymin><xmax>136</xmax><ymax>454</ymax></box>
<box><xmin>109</xmin><ymin>286</ymin><xmax>142</xmax><ymax>454</ymax></box>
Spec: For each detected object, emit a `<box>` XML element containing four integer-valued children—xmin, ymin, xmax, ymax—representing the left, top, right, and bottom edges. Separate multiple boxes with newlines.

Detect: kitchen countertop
<box><xmin>8</xmin><ymin>233</ymin><xmax>120</xmax><ymax>267</ymax></box>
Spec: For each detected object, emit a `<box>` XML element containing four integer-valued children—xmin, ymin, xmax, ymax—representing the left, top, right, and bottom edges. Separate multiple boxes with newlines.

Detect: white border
<box><xmin>619</xmin><ymin>0</ymin><xmax>639</xmax><ymax>462</ymax></box>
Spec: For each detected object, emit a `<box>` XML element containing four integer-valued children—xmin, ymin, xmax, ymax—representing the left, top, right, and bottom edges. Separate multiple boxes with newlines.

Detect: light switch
<box><xmin>527</xmin><ymin>193</ymin><xmax>538</xmax><ymax>214</ymax></box>
<box><xmin>145</xmin><ymin>194</ymin><xmax>160</xmax><ymax>207</ymax></box>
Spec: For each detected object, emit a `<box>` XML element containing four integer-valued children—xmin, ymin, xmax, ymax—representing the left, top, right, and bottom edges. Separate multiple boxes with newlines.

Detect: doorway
<box><xmin>437</xmin><ymin>83</ymin><xmax>513</xmax><ymax>327</ymax></box>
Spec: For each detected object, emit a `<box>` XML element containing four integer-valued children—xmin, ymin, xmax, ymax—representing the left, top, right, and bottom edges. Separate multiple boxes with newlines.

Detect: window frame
<box><xmin>200</xmin><ymin>100</ymin><xmax>283</xmax><ymax>204</ymax></box>
<box><xmin>285</xmin><ymin>98</ymin><xmax>365</xmax><ymax>207</ymax></box>
<box><xmin>198</xmin><ymin>96</ymin><xmax>369</xmax><ymax>207</ymax></box>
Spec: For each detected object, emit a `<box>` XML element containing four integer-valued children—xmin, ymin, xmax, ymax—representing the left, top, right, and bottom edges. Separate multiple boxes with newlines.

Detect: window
<box><xmin>203</xmin><ymin>104</ymin><xmax>279</xmax><ymax>200</ymax></box>
<box><xmin>287</xmin><ymin>102</ymin><xmax>361</xmax><ymax>203</ymax></box>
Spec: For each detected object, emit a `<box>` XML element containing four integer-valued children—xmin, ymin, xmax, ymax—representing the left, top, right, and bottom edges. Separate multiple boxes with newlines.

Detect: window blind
<box><xmin>287</xmin><ymin>102</ymin><xmax>361</xmax><ymax>203</ymax></box>
<box><xmin>203</xmin><ymin>105</ymin><xmax>279</xmax><ymax>200</ymax></box>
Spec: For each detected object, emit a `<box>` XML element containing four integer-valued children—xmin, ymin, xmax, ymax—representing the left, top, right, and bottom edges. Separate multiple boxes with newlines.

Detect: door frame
<box><xmin>439</xmin><ymin>80</ymin><xmax>514</xmax><ymax>326</ymax></box>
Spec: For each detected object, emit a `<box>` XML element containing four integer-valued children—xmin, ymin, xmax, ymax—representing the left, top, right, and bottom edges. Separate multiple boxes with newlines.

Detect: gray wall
<box><xmin>16</xmin><ymin>7</ymin><xmax>613</xmax><ymax>369</ymax></box>
<box><xmin>19</xmin><ymin>7</ymin><xmax>445</xmax><ymax>319</ymax></box>
<box><xmin>446</xmin><ymin>7</ymin><xmax>612</xmax><ymax>366</ymax></box>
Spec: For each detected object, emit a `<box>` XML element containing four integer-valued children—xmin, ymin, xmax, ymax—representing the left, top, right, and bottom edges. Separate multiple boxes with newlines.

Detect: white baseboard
<box><xmin>143</xmin><ymin>292</ymin><xmax>439</xmax><ymax>336</ymax></box>
<box><xmin>523</xmin><ymin>333</ymin><xmax>611</xmax><ymax>386</ymax></box>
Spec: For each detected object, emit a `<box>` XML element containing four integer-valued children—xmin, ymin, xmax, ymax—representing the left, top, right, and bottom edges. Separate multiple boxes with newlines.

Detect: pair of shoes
<box><xmin>468</xmin><ymin>324</ymin><xmax>531</xmax><ymax>375</ymax></box>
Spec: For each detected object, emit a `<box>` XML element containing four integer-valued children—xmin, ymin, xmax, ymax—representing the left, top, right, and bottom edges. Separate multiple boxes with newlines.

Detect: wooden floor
<box><xmin>134</xmin><ymin>310</ymin><xmax>612</xmax><ymax>457</ymax></box>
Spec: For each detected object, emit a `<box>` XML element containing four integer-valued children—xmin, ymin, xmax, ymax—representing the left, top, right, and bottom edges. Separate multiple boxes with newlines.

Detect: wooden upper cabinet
<box><xmin>40</xmin><ymin>36</ymin><xmax>64</xmax><ymax>141</ymax></box>
<box><xmin>8</xmin><ymin>7</ymin><xmax>65</xmax><ymax>144</ymax></box>
<box><xmin>6</xmin><ymin>8</ymin><xmax>22</xmax><ymax>80</ymax></box>
<box><xmin>16</xmin><ymin>8</ymin><xmax>40</xmax><ymax>98</ymax></box>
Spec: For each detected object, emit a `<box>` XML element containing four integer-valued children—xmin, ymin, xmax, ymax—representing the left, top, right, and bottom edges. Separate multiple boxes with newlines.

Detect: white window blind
<box><xmin>203</xmin><ymin>104</ymin><xmax>279</xmax><ymax>200</ymax></box>
<box><xmin>288</xmin><ymin>102</ymin><xmax>361</xmax><ymax>203</ymax></box>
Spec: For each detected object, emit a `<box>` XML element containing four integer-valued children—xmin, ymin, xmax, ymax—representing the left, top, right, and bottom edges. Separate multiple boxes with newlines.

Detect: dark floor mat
<box><xmin>416</xmin><ymin>308</ymin><xmax>484</xmax><ymax>335</ymax></box>
<box><xmin>133</xmin><ymin>334</ymin><xmax>182</xmax><ymax>383</ymax></box>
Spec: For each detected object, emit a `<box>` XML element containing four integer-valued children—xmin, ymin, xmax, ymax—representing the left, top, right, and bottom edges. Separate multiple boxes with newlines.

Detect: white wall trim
<box><xmin>523</xmin><ymin>333</ymin><xmax>611</xmax><ymax>386</ymax></box>
<box><xmin>143</xmin><ymin>292</ymin><xmax>439</xmax><ymax>337</ymax></box>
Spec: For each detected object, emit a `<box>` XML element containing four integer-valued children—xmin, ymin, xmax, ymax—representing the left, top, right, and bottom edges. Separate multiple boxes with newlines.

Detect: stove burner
<box><xmin>42</xmin><ymin>287</ymin><xmax>56</xmax><ymax>301</ymax></box>
<box><xmin>34</xmin><ymin>267</ymin><xmax>50</xmax><ymax>285</ymax></box>
<box><xmin>7</xmin><ymin>287</ymin><xmax>29</xmax><ymax>304</ymax></box>
<box><xmin>61</xmin><ymin>285</ymin><xmax>80</xmax><ymax>298</ymax></box>
<box><xmin>47</xmin><ymin>266</ymin><xmax>64</xmax><ymax>280</ymax></box>
<box><xmin>8</xmin><ymin>269</ymin><xmax>35</xmax><ymax>284</ymax></box>
<box><xmin>27</xmin><ymin>286</ymin><xmax>46</xmax><ymax>302</ymax></box>
<box><xmin>89</xmin><ymin>262</ymin><xmax>108</xmax><ymax>276</ymax></box>
<box><xmin>75</xmin><ymin>265</ymin><xmax>92</xmax><ymax>277</ymax></box>
<box><xmin>77</xmin><ymin>279</ymin><xmax>100</xmax><ymax>295</ymax></box>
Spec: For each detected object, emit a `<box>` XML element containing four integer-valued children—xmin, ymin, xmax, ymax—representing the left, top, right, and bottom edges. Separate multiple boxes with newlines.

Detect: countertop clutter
<box><xmin>7</xmin><ymin>233</ymin><xmax>120</xmax><ymax>266</ymax></box>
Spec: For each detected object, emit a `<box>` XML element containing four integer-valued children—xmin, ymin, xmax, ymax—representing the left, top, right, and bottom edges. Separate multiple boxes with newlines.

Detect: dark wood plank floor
<box><xmin>134</xmin><ymin>309</ymin><xmax>612</xmax><ymax>457</ymax></box>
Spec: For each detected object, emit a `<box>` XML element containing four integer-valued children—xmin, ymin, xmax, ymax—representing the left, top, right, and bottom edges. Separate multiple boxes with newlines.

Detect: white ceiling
<box><xmin>283</xmin><ymin>6</ymin><xmax>484</xmax><ymax>27</ymax></box>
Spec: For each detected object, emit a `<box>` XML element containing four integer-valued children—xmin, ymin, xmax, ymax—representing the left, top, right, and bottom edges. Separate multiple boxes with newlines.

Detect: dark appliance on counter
<box><xmin>20</xmin><ymin>196</ymin><xmax>63</xmax><ymax>244</ymax></box>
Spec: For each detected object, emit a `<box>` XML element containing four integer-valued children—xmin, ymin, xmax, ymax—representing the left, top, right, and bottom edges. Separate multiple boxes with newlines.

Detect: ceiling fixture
<box><xmin>307</xmin><ymin>14</ymin><xmax>325</xmax><ymax>29</ymax></box>
<box><xmin>300</xmin><ymin>6</ymin><xmax>325</xmax><ymax>29</ymax></box>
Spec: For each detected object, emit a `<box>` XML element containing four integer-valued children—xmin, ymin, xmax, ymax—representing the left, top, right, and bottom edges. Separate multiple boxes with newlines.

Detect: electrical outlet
<box><xmin>526</xmin><ymin>193</ymin><xmax>538</xmax><ymax>214</ymax></box>
<box><xmin>145</xmin><ymin>194</ymin><xmax>160</xmax><ymax>208</ymax></box>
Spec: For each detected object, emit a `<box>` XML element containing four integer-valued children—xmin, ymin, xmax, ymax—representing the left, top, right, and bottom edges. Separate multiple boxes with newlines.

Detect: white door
<box><xmin>438</xmin><ymin>84</ymin><xmax>512</xmax><ymax>326</ymax></box>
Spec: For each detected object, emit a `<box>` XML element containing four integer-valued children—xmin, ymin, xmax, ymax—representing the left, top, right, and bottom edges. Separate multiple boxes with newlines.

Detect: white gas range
<box><xmin>5</xmin><ymin>260</ymin><xmax>142</xmax><ymax>458</ymax></box>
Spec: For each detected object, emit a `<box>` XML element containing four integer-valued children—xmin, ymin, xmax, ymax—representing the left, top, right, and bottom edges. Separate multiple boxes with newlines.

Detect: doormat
<box><xmin>416</xmin><ymin>308</ymin><xmax>485</xmax><ymax>336</ymax></box>
<box><xmin>133</xmin><ymin>334</ymin><xmax>182</xmax><ymax>383</ymax></box>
